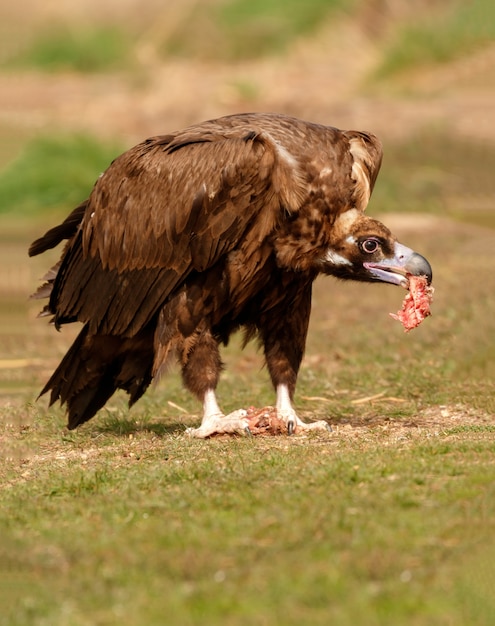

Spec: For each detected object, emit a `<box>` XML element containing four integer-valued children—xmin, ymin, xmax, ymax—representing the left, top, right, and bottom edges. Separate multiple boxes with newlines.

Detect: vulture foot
<box><xmin>186</xmin><ymin>410</ymin><xmax>251</xmax><ymax>439</ymax></box>
<box><xmin>280</xmin><ymin>409</ymin><xmax>332</xmax><ymax>436</ymax></box>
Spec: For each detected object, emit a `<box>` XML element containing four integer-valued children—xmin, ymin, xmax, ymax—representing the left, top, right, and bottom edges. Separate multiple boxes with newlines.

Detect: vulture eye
<box><xmin>360</xmin><ymin>238</ymin><xmax>380</xmax><ymax>254</ymax></box>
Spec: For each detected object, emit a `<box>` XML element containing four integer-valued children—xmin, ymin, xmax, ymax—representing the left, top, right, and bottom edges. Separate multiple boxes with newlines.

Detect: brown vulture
<box><xmin>29</xmin><ymin>113</ymin><xmax>432</xmax><ymax>438</ymax></box>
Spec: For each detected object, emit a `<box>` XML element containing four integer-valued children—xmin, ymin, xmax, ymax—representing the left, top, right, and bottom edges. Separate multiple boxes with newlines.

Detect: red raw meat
<box><xmin>390</xmin><ymin>275</ymin><xmax>434</xmax><ymax>332</ymax></box>
<box><xmin>244</xmin><ymin>406</ymin><xmax>286</xmax><ymax>435</ymax></box>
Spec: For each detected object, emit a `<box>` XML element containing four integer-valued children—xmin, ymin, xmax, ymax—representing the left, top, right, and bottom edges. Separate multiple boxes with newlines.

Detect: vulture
<box><xmin>29</xmin><ymin>113</ymin><xmax>432</xmax><ymax>438</ymax></box>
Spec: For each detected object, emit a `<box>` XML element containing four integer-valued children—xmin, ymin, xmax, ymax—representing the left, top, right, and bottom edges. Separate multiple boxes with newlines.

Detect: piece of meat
<box><xmin>390</xmin><ymin>275</ymin><xmax>434</xmax><ymax>332</ymax></box>
<box><xmin>206</xmin><ymin>406</ymin><xmax>286</xmax><ymax>437</ymax></box>
<box><xmin>245</xmin><ymin>406</ymin><xmax>286</xmax><ymax>436</ymax></box>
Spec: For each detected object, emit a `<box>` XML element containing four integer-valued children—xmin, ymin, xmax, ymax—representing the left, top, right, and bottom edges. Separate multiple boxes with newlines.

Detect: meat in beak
<box><xmin>364</xmin><ymin>243</ymin><xmax>432</xmax><ymax>289</ymax></box>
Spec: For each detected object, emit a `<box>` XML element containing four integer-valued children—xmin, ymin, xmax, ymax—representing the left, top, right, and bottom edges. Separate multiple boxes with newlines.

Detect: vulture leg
<box><xmin>181</xmin><ymin>328</ymin><xmax>251</xmax><ymax>438</ymax></box>
<box><xmin>276</xmin><ymin>383</ymin><xmax>331</xmax><ymax>435</ymax></box>
<box><xmin>262</xmin><ymin>282</ymin><xmax>331</xmax><ymax>435</ymax></box>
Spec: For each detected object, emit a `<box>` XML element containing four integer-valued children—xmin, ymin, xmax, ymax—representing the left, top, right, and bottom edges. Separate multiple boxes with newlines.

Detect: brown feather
<box><xmin>28</xmin><ymin>200</ymin><xmax>88</xmax><ymax>257</ymax></box>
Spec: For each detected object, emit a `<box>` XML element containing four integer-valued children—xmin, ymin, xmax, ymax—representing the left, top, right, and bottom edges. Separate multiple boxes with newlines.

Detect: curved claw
<box><xmin>282</xmin><ymin>413</ymin><xmax>332</xmax><ymax>436</ymax></box>
<box><xmin>244</xmin><ymin>426</ymin><xmax>253</xmax><ymax>437</ymax></box>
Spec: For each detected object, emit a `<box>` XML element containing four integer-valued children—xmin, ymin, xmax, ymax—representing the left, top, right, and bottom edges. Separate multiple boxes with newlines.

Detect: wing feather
<box><xmin>28</xmin><ymin>200</ymin><xmax>88</xmax><ymax>257</ymax></box>
<box><xmin>50</xmin><ymin>124</ymin><xmax>307</xmax><ymax>336</ymax></box>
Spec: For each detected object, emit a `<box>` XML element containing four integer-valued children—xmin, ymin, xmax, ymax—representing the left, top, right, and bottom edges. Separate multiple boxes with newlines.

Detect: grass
<box><xmin>2</xmin><ymin>406</ymin><xmax>495</xmax><ymax>625</ymax></box>
<box><xmin>216</xmin><ymin>0</ymin><xmax>350</xmax><ymax>60</ymax></box>
<box><xmin>0</xmin><ymin>134</ymin><xmax>123</xmax><ymax>216</ymax></box>
<box><xmin>3</xmin><ymin>26</ymin><xmax>132</xmax><ymax>73</ymax></box>
<box><xmin>1</xmin><ymin>18</ymin><xmax>495</xmax><ymax>617</ymax></box>
<box><xmin>154</xmin><ymin>0</ymin><xmax>351</xmax><ymax>61</ymax></box>
<box><xmin>368</xmin><ymin>129</ymin><xmax>495</xmax><ymax>228</ymax></box>
<box><xmin>375</xmin><ymin>0</ymin><xmax>495</xmax><ymax>78</ymax></box>
<box><xmin>2</xmin><ymin>0</ymin><xmax>494</xmax><ymax>73</ymax></box>
<box><xmin>2</xmin><ymin>0</ymin><xmax>351</xmax><ymax>70</ymax></box>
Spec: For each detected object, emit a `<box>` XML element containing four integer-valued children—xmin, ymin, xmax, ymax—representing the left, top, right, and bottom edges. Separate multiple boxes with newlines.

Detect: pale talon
<box><xmin>187</xmin><ymin>392</ymin><xmax>252</xmax><ymax>438</ymax></box>
<box><xmin>186</xmin><ymin>415</ymin><xmax>250</xmax><ymax>438</ymax></box>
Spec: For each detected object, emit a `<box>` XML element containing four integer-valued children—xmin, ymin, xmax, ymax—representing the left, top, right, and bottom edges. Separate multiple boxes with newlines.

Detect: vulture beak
<box><xmin>364</xmin><ymin>242</ymin><xmax>432</xmax><ymax>289</ymax></box>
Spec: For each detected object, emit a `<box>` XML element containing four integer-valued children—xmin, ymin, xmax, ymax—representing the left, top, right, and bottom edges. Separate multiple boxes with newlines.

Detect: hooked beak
<box><xmin>364</xmin><ymin>242</ymin><xmax>432</xmax><ymax>289</ymax></box>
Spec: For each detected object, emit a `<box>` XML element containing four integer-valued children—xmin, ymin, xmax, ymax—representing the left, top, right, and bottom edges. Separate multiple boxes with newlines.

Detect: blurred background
<box><xmin>0</xmin><ymin>0</ymin><xmax>494</xmax><ymax>404</ymax></box>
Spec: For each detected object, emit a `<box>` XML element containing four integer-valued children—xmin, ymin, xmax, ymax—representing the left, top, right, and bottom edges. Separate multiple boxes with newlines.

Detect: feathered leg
<box><xmin>181</xmin><ymin>327</ymin><xmax>250</xmax><ymax>438</ymax></box>
<box><xmin>261</xmin><ymin>281</ymin><xmax>331</xmax><ymax>435</ymax></box>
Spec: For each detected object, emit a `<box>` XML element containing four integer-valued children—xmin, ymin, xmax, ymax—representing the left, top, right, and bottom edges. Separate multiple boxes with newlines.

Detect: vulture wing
<box><xmin>46</xmin><ymin>125</ymin><xmax>308</xmax><ymax>337</ymax></box>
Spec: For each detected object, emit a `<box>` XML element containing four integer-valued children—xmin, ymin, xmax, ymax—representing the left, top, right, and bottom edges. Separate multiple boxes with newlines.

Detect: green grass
<box><xmin>368</xmin><ymin>129</ymin><xmax>495</xmax><ymax>227</ymax></box>
<box><xmin>0</xmin><ymin>134</ymin><xmax>123</xmax><ymax>216</ymax></box>
<box><xmin>1</xmin><ymin>1</ymin><xmax>351</xmax><ymax>69</ymax></box>
<box><xmin>375</xmin><ymin>0</ymin><xmax>495</xmax><ymax>78</ymax></box>
<box><xmin>163</xmin><ymin>0</ymin><xmax>351</xmax><ymax>61</ymax></box>
<box><xmin>2</xmin><ymin>407</ymin><xmax>495</xmax><ymax>625</ymax></box>
<box><xmin>3</xmin><ymin>26</ymin><xmax>132</xmax><ymax>73</ymax></box>
<box><xmin>2</xmin><ymin>0</ymin><xmax>494</xmax><ymax>73</ymax></box>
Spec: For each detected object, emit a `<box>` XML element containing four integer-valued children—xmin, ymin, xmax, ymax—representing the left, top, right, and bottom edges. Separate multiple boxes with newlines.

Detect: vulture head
<box><xmin>320</xmin><ymin>209</ymin><xmax>432</xmax><ymax>287</ymax></box>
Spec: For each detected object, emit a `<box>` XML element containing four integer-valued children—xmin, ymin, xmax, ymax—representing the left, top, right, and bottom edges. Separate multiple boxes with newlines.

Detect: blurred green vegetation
<box><xmin>370</xmin><ymin>130</ymin><xmax>495</xmax><ymax>227</ymax></box>
<box><xmin>3</xmin><ymin>0</ymin><xmax>491</xmax><ymax>72</ymax></box>
<box><xmin>165</xmin><ymin>0</ymin><xmax>352</xmax><ymax>61</ymax></box>
<box><xmin>1</xmin><ymin>0</ymin><xmax>350</xmax><ymax>70</ymax></box>
<box><xmin>3</xmin><ymin>26</ymin><xmax>132</xmax><ymax>73</ymax></box>
<box><xmin>0</xmin><ymin>135</ymin><xmax>123</xmax><ymax>215</ymax></box>
<box><xmin>375</xmin><ymin>0</ymin><xmax>495</xmax><ymax>78</ymax></box>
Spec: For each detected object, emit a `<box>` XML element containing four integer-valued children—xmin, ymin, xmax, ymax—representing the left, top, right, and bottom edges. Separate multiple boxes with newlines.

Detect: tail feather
<box><xmin>29</xmin><ymin>200</ymin><xmax>88</xmax><ymax>257</ymax></box>
<box><xmin>41</xmin><ymin>324</ymin><xmax>155</xmax><ymax>429</ymax></box>
<box><xmin>29</xmin><ymin>201</ymin><xmax>88</xmax><ymax>311</ymax></box>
